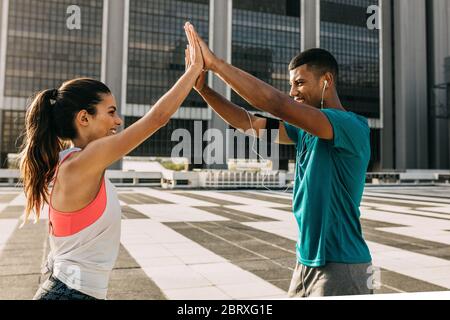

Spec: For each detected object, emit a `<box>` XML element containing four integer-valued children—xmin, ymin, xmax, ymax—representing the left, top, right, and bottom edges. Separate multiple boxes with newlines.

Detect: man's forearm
<box><xmin>198</xmin><ymin>86</ymin><xmax>256</xmax><ymax>132</ymax></box>
<box><xmin>210</xmin><ymin>59</ymin><xmax>285</xmax><ymax>117</ymax></box>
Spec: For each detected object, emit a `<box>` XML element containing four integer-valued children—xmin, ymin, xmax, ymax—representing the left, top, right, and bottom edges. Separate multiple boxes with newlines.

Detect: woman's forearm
<box><xmin>146</xmin><ymin>65</ymin><xmax>203</xmax><ymax>126</ymax></box>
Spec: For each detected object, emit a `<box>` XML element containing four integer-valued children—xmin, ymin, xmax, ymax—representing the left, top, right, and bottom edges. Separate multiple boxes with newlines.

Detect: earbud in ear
<box><xmin>320</xmin><ymin>80</ymin><xmax>328</xmax><ymax>109</ymax></box>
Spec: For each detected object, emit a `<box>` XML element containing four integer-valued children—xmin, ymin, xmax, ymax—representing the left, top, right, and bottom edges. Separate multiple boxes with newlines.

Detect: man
<box><xmin>184</xmin><ymin>22</ymin><xmax>373</xmax><ymax>297</ymax></box>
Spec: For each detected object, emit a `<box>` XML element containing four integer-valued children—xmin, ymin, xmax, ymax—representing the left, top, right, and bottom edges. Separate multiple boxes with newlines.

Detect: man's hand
<box><xmin>185</xmin><ymin>22</ymin><xmax>219</xmax><ymax>71</ymax></box>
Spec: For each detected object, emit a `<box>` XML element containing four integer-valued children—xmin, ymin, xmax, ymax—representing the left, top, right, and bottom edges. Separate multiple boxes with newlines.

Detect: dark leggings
<box><xmin>33</xmin><ymin>275</ymin><xmax>98</xmax><ymax>300</ymax></box>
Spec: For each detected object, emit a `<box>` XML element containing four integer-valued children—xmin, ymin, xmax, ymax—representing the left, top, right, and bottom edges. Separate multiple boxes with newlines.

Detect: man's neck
<box><xmin>324</xmin><ymin>95</ymin><xmax>345</xmax><ymax>111</ymax></box>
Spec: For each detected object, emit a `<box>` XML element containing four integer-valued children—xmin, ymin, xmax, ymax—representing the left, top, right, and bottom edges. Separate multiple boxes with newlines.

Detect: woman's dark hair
<box><xmin>18</xmin><ymin>78</ymin><xmax>111</xmax><ymax>221</ymax></box>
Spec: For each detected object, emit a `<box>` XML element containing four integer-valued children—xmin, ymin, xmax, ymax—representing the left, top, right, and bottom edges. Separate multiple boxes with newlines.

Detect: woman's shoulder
<box><xmin>59</xmin><ymin>147</ymin><xmax>82</xmax><ymax>162</ymax></box>
<box><xmin>57</xmin><ymin>147</ymin><xmax>99</xmax><ymax>182</ymax></box>
<box><xmin>53</xmin><ymin>147</ymin><xmax>105</xmax><ymax>206</ymax></box>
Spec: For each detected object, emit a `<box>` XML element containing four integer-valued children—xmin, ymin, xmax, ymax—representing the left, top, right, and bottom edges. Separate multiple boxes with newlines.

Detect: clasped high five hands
<box><xmin>183</xmin><ymin>22</ymin><xmax>204</xmax><ymax>75</ymax></box>
<box><xmin>184</xmin><ymin>22</ymin><xmax>218</xmax><ymax>93</ymax></box>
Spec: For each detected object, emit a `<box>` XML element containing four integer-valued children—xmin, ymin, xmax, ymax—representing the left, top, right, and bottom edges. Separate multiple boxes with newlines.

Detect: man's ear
<box><xmin>324</xmin><ymin>72</ymin><xmax>335</xmax><ymax>88</ymax></box>
<box><xmin>75</xmin><ymin>110</ymin><xmax>89</xmax><ymax>127</ymax></box>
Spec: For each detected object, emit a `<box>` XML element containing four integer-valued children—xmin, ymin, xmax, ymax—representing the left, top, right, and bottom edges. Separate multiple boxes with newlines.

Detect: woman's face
<box><xmin>86</xmin><ymin>93</ymin><xmax>123</xmax><ymax>141</ymax></box>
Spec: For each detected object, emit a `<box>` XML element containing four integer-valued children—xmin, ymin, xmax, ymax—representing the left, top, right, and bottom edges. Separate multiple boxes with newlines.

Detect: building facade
<box><xmin>0</xmin><ymin>0</ymin><xmax>449</xmax><ymax>171</ymax></box>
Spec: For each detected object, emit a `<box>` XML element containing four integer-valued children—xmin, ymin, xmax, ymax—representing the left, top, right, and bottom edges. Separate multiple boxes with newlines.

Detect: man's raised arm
<box><xmin>185</xmin><ymin>39</ymin><xmax>293</xmax><ymax>145</ymax></box>
<box><xmin>186</xmin><ymin>22</ymin><xmax>333</xmax><ymax>140</ymax></box>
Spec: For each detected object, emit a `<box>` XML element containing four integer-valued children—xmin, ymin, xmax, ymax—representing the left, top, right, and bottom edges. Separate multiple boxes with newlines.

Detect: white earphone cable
<box><xmin>244</xmin><ymin>109</ymin><xmax>308</xmax><ymax>194</ymax></box>
<box><xmin>241</xmin><ymin>81</ymin><xmax>327</xmax><ymax>193</ymax></box>
<box><xmin>320</xmin><ymin>80</ymin><xmax>328</xmax><ymax>109</ymax></box>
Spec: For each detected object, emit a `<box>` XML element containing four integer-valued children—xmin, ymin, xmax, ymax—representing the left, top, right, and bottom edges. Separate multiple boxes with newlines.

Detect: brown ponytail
<box><xmin>19</xmin><ymin>89</ymin><xmax>64</xmax><ymax>221</ymax></box>
<box><xmin>18</xmin><ymin>78</ymin><xmax>111</xmax><ymax>222</ymax></box>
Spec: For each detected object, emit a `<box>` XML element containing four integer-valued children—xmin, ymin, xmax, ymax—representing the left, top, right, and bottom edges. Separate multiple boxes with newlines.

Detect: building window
<box><xmin>1</xmin><ymin>110</ymin><xmax>25</xmax><ymax>166</ymax></box>
<box><xmin>127</xmin><ymin>0</ymin><xmax>209</xmax><ymax>109</ymax></box>
<box><xmin>231</xmin><ymin>0</ymin><xmax>300</xmax><ymax>164</ymax></box>
<box><xmin>1</xmin><ymin>0</ymin><xmax>104</xmax><ymax>166</ymax></box>
<box><xmin>125</xmin><ymin>116</ymin><xmax>208</xmax><ymax>160</ymax></box>
<box><xmin>231</xmin><ymin>0</ymin><xmax>301</xmax><ymax>110</ymax></box>
<box><xmin>5</xmin><ymin>0</ymin><xmax>104</xmax><ymax>97</ymax></box>
<box><xmin>320</xmin><ymin>0</ymin><xmax>380</xmax><ymax>119</ymax></box>
<box><xmin>125</xmin><ymin>0</ymin><xmax>210</xmax><ymax>161</ymax></box>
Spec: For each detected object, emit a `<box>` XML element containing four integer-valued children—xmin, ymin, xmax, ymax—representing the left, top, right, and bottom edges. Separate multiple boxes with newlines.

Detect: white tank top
<box><xmin>42</xmin><ymin>147</ymin><xmax>122</xmax><ymax>299</ymax></box>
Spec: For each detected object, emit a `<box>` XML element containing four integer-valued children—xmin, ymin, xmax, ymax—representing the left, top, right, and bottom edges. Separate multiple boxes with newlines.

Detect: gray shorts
<box><xmin>288</xmin><ymin>261</ymin><xmax>374</xmax><ymax>297</ymax></box>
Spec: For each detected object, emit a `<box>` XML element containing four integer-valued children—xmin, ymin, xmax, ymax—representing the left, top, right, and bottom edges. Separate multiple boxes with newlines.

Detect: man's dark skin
<box><xmin>183</xmin><ymin>22</ymin><xmax>346</xmax><ymax>144</ymax></box>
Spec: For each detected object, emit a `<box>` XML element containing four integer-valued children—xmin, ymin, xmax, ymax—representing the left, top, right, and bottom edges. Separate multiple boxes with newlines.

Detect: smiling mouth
<box><xmin>110</xmin><ymin>129</ymin><xmax>117</xmax><ymax>135</ymax></box>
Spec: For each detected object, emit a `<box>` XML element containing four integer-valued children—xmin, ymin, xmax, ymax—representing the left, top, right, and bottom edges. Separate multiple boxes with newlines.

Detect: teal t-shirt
<box><xmin>284</xmin><ymin>108</ymin><xmax>372</xmax><ymax>267</ymax></box>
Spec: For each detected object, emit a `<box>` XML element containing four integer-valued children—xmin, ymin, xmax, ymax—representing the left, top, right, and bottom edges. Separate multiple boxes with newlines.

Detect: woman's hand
<box><xmin>186</xmin><ymin>22</ymin><xmax>219</xmax><ymax>71</ymax></box>
<box><xmin>184</xmin><ymin>22</ymin><xmax>203</xmax><ymax>73</ymax></box>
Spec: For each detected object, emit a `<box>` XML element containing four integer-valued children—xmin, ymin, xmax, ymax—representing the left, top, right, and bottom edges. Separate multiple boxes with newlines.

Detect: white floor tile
<box><xmin>368</xmin><ymin>241</ymin><xmax>450</xmax><ymax>289</ymax></box>
<box><xmin>164</xmin><ymin>286</ymin><xmax>231</xmax><ymax>300</ymax></box>
<box><xmin>226</xmin><ymin>205</ymin><xmax>292</xmax><ymax>222</ymax></box>
<box><xmin>199</xmin><ymin>191</ymin><xmax>286</xmax><ymax>208</ymax></box>
<box><xmin>178</xmin><ymin>254</ymin><xmax>228</xmax><ymax>265</ymax></box>
<box><xmin>134</xmin><ymin>188</ymin><xmax>215</xmax><ymax>206</ymax></box>
<box><xmin>217</xmin><ymin>282</ymin><xmax>285</xmax><ymax>299</ymax></box>
<box><xmin>142</xmin><ymin>265</ymin><xmax>212</xmax><ymax>290</ymax></box>
<box><xmin>124</xmin><ymin>244</ymin><xmax>175</xmax><ymax>259</ymax></box>
<box><xmin>0</xmin><ymin>219</ymin><xmax>18</xmax><ymax>254</ymax></box>
<box><xmin>9</xmin><ymin>193</ymin><xmax>26</xmax><ymax>206</ymax></box>
<box><xmin>129</xmin><ymin>204</ymin><xmax>229</xmax><ymax>222</ymax></box>
<box><xmin>190</xmin><ymin>262</ymin><xmax>263</xmax><ymax>286</ymax></box>
<box><xmin>133</xmin><ymin>256</ymin><xmax>185</xmax><ymax>268</ymax></box>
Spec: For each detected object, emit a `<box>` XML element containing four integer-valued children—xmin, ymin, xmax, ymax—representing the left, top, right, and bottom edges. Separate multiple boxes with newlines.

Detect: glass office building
<box><xmin>0</xmin><ymin>0</ymin><xmax>380</xmax><ymax>169</ymax></box>
<box><xmin>321</xmin><ymin>0</ymin><xmax>380</xmax><ymax>118</ymax></box>
<box><xmin>2</xmin><ymin>0</ymin><xmax>444</xmax><ymax>171</ymax></box>
<box><xmin>321</xmin><ymin>0</ymin><xmax>380</xmax><ymax>170</ymax></box>
<box><xmin>0</xmin><ymin>0</ymin><xmax>104</xmax><ymax>166</ymax></box>
<box><xmin>231</xmin><ymin>0</ymin><xmax>301</xmax><ymax>108</ymax></box>
<box><xmin>231</xmin><ymin>0</ymin><xmax>301</xmax><ymax>166</ymax></box>
<box><xmin>124</xmin><ymin>0</ymin><xmax>209</xmax><ymax>162</ymax></box>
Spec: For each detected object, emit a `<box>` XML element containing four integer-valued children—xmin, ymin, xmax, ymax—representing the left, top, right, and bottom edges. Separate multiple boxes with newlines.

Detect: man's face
<box><xmin>289</xmin><ymin>64</ymin><xmax>323</xmax><ymax>109</ymax></box>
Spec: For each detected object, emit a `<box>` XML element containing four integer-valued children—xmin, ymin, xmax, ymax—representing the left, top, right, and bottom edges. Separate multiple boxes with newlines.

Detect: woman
<box><xmin>19</xmin><ymin>23</ymin><xmax>202</xmax><ymax>300</ymax></box>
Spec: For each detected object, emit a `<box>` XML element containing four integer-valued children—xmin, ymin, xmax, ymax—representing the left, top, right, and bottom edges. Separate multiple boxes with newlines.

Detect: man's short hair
<box><xmin>288</xmin><ymin>48</ymin><xmax>339</xmax><ymax>79</ymax></box>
